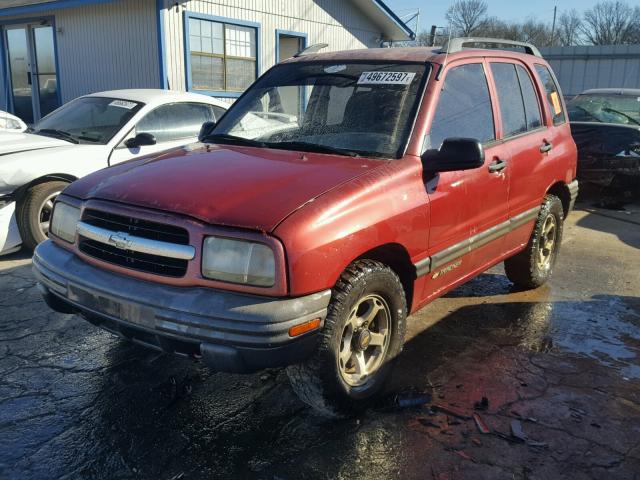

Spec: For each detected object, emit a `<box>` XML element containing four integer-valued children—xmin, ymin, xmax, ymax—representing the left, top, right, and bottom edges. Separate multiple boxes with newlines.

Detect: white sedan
<box><xmin>0</xmin><ymin>110</ymin><xmax>27</xmax><ymax>132</ymax></box>
<box><xmin>0</xmin><ymin>89</ymin><xmax>228</xmax><ymax>255</ymax></box>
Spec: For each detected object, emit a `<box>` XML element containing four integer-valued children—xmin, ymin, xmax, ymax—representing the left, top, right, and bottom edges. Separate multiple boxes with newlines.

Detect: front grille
<box><xmin>79</xmin><ymin>209</ymin><xmax>190</xmax><ymax>277</ymax></box>
<box><xmin>83</xmin><ymin>209</ymin><xmax>189</xmax><ymax>244</ymax></box>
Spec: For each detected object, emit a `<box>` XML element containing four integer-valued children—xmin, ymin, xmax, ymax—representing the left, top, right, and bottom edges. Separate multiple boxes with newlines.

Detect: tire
<box><xmin>504</xmin><ymin>194</ymin><xmax>564</xmax><ymax>289</ymax></box>
<box><xmin>17</xmin><ymin>181</ymin><xmax>68</xmax><ymax>251</ymax></box>
<box><xmin>286</xmin><ymin>260</ymin><xmax>407</xmax><ymax>418</ymax></box>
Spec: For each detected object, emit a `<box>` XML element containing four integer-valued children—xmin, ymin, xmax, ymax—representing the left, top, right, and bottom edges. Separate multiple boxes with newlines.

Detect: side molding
<box><xmin>413</xmin><ymin>206</ymin><xmax>540</xmax><ymax>277</ymax></box>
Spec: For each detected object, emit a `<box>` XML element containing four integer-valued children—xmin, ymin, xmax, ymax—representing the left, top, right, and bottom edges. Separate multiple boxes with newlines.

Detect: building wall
<box><xmin>162</xmin><ymin>0</ymin><xmax>385</xmax><ymax>94</ymax></box>
<box><xmin>0</xmin><ymin>0</ymin><xmax>160</xmax><ymax>108</ymax></box>
<box><xmin>540</xmin><ymin>44</ymin><xmax>640</xmax><ymax>97</ymax></box>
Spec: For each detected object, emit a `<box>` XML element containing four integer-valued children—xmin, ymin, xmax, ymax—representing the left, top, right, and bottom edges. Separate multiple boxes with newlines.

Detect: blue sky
<box><xmin>384</xmin><ymin>0</ymin><xmax>606</xmax><ymax>34</ymax></box>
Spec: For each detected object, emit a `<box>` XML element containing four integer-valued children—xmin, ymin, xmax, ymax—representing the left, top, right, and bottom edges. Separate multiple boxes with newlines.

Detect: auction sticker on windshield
<box><xmin>358</xmin><ymin>71</ymin><xmax>416</xmax><ymax>85</ymax></box>
<box><xmin>109</xmin><ymin>100</ymin><xmax>138</xmax><ymax>109</ymax></box>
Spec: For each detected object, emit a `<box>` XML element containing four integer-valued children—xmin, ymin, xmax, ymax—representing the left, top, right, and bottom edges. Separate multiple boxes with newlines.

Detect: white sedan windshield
<box><xmin>212</xmin><ymin>62</ymin><xmax>429</xmax><ymax>158</ymax></box>
<box><xmin>33</xmin><ymin>97</ymin><xmax>143</xmax><ymax>144</ymax></box>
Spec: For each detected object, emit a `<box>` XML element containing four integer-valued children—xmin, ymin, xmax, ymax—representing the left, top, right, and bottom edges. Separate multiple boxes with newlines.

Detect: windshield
<box><xmin>212</xmin><ymin>61</ymin><xmax>429</xmax><ymax>158</ymax></box>
<box><xmin>567</xmin><ymin>93</ymin><xmax>640</xmax><ymax>126</ymax></box>
<box><xmin>33</xmin><ymin>96</ymin><xmax>144</xmax><ymax>144</ymax></box>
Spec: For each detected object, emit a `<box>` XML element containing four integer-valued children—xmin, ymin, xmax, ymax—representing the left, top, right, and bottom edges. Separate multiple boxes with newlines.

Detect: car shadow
<box><xmin>0</xmin><ymin>248</ymin><xmax>30</xmax><ymax>264</ymax></box>
<box><xmin>575</xmin><ymin>206</ymin><xmax>640</xmax><ymax>249</ymax></box>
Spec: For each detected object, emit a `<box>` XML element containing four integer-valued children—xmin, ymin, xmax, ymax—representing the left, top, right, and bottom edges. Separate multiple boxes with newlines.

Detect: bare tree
<box><xmin>628</xmin><ymin>7</ymin><xmax>640</xmax><ymax>44</ymax></box>
<box><xmin>581</xmin><ymin>1</ymin><xmax>640</xmax><ymax>45</ymax></box>
<box><xmin>518</xmin><ymin>19</ymin><xmax>554</xmax><ymax>46</ymax></box>
<box><xmin>445</xmin><ymin>0</ymin><xmax>488</xmax><ymax>36</ymax></box>
<box><xmin>475</xmin><ymin>17</ymin><xmax>519</xmax><ymax>40</ymax></box>
<box><xmin>556</xmin><ymin>9</ymin><xmax>583</xmax><ymax>46</ymax></box>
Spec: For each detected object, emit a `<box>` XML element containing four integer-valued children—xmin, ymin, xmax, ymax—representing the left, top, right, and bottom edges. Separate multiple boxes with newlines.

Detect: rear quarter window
<box><xmin>535</xmin><ymin>64</ymin><xmax>566</xmax><ymax>126</ymax></box>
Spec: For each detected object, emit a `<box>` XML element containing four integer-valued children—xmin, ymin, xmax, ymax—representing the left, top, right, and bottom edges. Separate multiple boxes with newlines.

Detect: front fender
<box><xmin>274</xmin><ymin>156</ymin><xmax>430</xmax><ymax>296</ymax></box>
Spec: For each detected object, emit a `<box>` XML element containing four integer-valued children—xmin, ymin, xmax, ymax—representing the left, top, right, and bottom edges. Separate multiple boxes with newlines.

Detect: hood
<box><xmin>64</xmin><ymin>143</ymin><xmax>387</xmax><ymax>231</ymax></box>
<box><xmin>0</xmin><ymin>143</ymin><xmax>102</xmax><ymax>195</ymax></box>
<box><xmin>0</xmin><ymin>132</ymin><xmax>70</xmax><ymax>155</ymax></box>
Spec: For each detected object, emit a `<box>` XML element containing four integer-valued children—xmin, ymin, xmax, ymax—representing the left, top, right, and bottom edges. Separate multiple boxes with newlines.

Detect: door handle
<box><xmin>488</xmin><ymin>158</ymin><xmax>507</xmax><ymax>173</ymax></box>
<box><xmin>540</xmin><ymin>141</ymin><xmax>553</xmax><ymax>153</ymax></box>
<box><xmin>27</xmin><ymin>71</ymin><xmax>32</xmax><ymax>85</ymax></box>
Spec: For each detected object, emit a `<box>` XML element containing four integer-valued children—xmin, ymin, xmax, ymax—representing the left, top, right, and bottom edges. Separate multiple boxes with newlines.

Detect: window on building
<box><xmin>188</xmin><ymin>16</ymin><xmax>257</xmax><ymax>93</ymax></box>
<box><xmin>135</xmin><ymin>103</ymin><xmax>217</xmax><ymax>143</ymax></box>
<box><xmin>535</xmin><ymin>64</ymin><xmax>566</xmax><ymax>125</ymax></box>
<box><xmin>428</xmin><ymin>63</ymin><xmax>495</xmax><ymax>150</ymax></box>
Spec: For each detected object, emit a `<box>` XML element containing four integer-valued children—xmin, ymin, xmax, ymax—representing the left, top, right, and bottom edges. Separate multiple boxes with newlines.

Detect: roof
<box><xmin>580</xmin><ymin>88</ymin><xmax>640</xmax><ymax>96</ymax></box>
<box><xmin>284</xmin><ymin>46</ymin><xmax>544</xmax><ymax>65</ymax></box>
<box><xmin>0</xmin><ymin>0</ymin><xmax>415</xmax><ymax>40</ymax></box>
<box><xmin>352</xmin><ymin>0</ymin><xmax>415</xmax><ymax>41</ymax></box>
<box><xmin>83</xmin><ymin>89</ymin><xmax>229</xmax><ymax>107</ymax></box>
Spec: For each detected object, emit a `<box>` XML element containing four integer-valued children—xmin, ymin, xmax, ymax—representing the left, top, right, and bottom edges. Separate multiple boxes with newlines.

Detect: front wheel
<box><xmin>286</xmin><ymin>260</ymin><xmax>407</xmax><ymax>418</ymax></box>
<box><xmin>504</xmin><ymin>194</ymin><xmax>564</xmax><ymax>289</ymax></box>
<box><xmin>17</xmin><ymin>181</ymin><xmax>68</xmax><ymax>250</ymax></box>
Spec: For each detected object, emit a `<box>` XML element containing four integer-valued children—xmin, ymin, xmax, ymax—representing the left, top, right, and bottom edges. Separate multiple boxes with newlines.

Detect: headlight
<box><xmin>50</xmin><ymin>202</ymin><xmax>81</xmax><ymax>243</ymax></box>
<box><xmin>202</xmin><ymin>236</ymin><xmax>275</xmax><ymax>287</ymax></box>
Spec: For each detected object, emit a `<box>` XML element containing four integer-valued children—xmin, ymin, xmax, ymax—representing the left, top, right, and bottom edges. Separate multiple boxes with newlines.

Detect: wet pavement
<box><xmin>1</xmin><ymin>202</ymin><xmax>639</xmax><ymax>480</ymax></box>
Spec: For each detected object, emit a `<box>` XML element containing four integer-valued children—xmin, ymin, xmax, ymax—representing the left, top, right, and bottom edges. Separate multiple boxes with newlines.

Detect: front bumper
<box><xmin>0</xmin><ymin>200</ymin><xmax>22</xmax><ymax>255</ymax></box>
<box><xmin>33</xmin><ymin>240</ymin><xmax>331</xmax><ymax>372</ymax></box>
<box><xmin>568</xmin><ymin>179</ymin><xmax>579</xmax><ymax>212</ymax></box>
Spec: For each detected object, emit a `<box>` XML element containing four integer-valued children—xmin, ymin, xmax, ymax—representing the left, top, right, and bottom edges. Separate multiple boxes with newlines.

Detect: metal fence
<box><xmin>539</xmin><ymin>44</ymin><xmax>640</xmax><ymax>98</ymax></box>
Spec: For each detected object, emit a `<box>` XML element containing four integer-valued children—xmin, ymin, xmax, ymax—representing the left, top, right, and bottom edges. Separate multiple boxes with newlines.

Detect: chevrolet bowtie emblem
<box><xmin>108</xmin><ymin>232</ymin><xmax>132</xmax><ymax>250</ymax></box>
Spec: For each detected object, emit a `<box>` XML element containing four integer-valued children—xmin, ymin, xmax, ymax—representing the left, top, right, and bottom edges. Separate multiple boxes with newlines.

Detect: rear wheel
<box><xmin>504</xmin><ymin>194</ymin><xmax>564</xmax><ymax>289</ymax></box>
<box><xmin>286</xmin><ymin>260</ymin><xmax>407</xmax><ymax>418</ymax></box>
<box><xmin>17</xmin><ymin>181</ymin><xmax>68</xmax><ymax>250</ymax></box>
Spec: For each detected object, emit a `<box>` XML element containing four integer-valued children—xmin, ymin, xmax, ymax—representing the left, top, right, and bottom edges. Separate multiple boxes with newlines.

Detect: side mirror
<box><xmin>125</xmin><ymin>132</ymin><xmax>156</xmax><ymax>149</ymax></box>
<box><xmin>198</xmin><ymin>121</ymin><xmax>216</xmax><ymax>142</ymax></box>
<box><xmin>421</xmin><ymin>138</ymin><xmax>485</xmax><ymax>173</ymax></box>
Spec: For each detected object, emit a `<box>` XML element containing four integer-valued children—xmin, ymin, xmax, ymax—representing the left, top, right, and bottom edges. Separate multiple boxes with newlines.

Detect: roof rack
<box><xmin>294</xmin><ymin>43</ymin><xmax>329</xmax><ymax>57</ymax></box>
<box><xmin>441</xmin><ymin>37</ymin><xmax>542</xmax><ymax>58</ymax></box>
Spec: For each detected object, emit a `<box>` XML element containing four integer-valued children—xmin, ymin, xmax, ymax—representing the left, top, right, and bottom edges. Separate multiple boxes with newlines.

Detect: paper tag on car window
<box><xmin>325</xmin><ymin>64</ymin><xmax>346</xmax><ymax>73</ymax></box>
<box><xmin>550</xmin><ymin>92</ymin><xmax>562</xmax><ymax>115</ymax></box>
<box><xmin>358</xmin><ymin>71</ymin><xmax>415</xmax><ymax>85</ymax></box>
<box><xmin>110</xmin><ymin>100</ymin><xmax>137</xmax><ymax>109</ymax></box>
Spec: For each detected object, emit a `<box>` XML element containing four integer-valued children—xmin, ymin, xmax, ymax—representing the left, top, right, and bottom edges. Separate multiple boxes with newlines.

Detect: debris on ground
<box><xmin>395</xmin><ymin>391</ymin><xmax>432</xmax><ymax>408</ymax></box>
<box><xmin>378</xmin><ymin>387</ymin><xmax>433</xmax><ymax>411</ymax></box>
<box><xmin>510</xmin><ymin>419</ymin><xmax>528</xmax><ymax>442</ymax></box>
<box><xmin>431</xmin><ymin>403</ymin><xmax>472</xmax><ymax>420</ymax></box>
<box><xmin>473</xmin><ymin>413</ymin><xmax>491</xmax><ymax>434</ymax></box>
<box><xmin>473</xmin><ymin>396</ymin><xmax>489</xmax><ymax>411</ymax></box>
<box><xmin>417</xmin><ymin>418</ymin><xmax>440</xmax><ymax>429</ymax></box>
<box><xmin>526</xmin><ymin>440</ymin><xmax>549</xmax><ymax>449</ymax></box>
<box><xmin>454</xmin><ymin>450</ymin><xmax>475</xmax><ymax>463</ymax></box>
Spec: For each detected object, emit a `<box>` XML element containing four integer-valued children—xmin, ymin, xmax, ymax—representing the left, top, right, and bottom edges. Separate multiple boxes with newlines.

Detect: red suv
<box><xmin>34</xmin><ymin>38</ymin><xmax>578</xmax><ymax>416</ymax></box>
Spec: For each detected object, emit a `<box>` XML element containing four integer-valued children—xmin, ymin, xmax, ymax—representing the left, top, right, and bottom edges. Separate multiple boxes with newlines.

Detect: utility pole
<box><xmin>550</xmin><ymin>5</ymin><xmax>557</xmax><ymax>46</ymax></box>
<box><xmin>429</xmin><ymin>25</ymin><xmax>438</xmax><ymax>46</ymax></box>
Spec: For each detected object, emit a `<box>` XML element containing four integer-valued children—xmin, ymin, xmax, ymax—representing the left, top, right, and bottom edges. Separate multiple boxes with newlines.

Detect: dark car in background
<box><xmin>568</xmin><ymin>88</ymin><xmax>640</xmax><ymax>206</ymax></box>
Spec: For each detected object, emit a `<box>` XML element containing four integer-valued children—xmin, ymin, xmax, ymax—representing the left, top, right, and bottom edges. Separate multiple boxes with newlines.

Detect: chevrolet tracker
<box><xmin>34</xmin><ymin>38</ymin><xmax>578</xmax><ymax>417</ymax></box>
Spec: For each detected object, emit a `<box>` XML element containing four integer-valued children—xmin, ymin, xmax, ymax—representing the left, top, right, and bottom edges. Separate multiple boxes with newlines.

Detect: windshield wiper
<box><xmin>76</xmin><ymin>135</ymin><xmax>101</xmax><ymax>143</ymax></box>
<box><xmin>34</xmin><ymin>128</ymin><xmax>79</xmax><ymax>144</ymax></box>
<box><xmin>266</xmin><ymin>141</ymin><xmax>361</xmax><ymax>157</ymax></box>
<box><xmin>602</xmin><ymin>107</ymin><xmax>640</xmax><ymax>126</ymax></box>
<box><xmin>202</xmin><ymin>133</ymin><xmax>267</xmax><ymax>148</ymax></box>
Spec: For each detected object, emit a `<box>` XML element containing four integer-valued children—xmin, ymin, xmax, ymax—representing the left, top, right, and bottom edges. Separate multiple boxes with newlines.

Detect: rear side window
<box><xmin>491</xmin><ymin>63</ymin><xmax>527</xmax><ymax>137</ymax></box>
<box><xmin>428</xmin><ymin>63</ymin><xmax>495</xmax><ymax>149</ymax></box>
<box><xmin>515</xmin><ymin>65</ymin><xmax>542</xmax><ymax>130</ymax></box>
<box><xmin>535</xmin><ymin>64</ymin><xmax>566</xmax><ymax>125</ymax></box>
<box><xmin>136</xmin><ymin>102</ymin><xmax>216</xmax><ymax>143</ymax></box>
<box><xmin>211</xmin><ymin>105</ymin><xmax>227</xmax><ymax>121</ymax></box>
